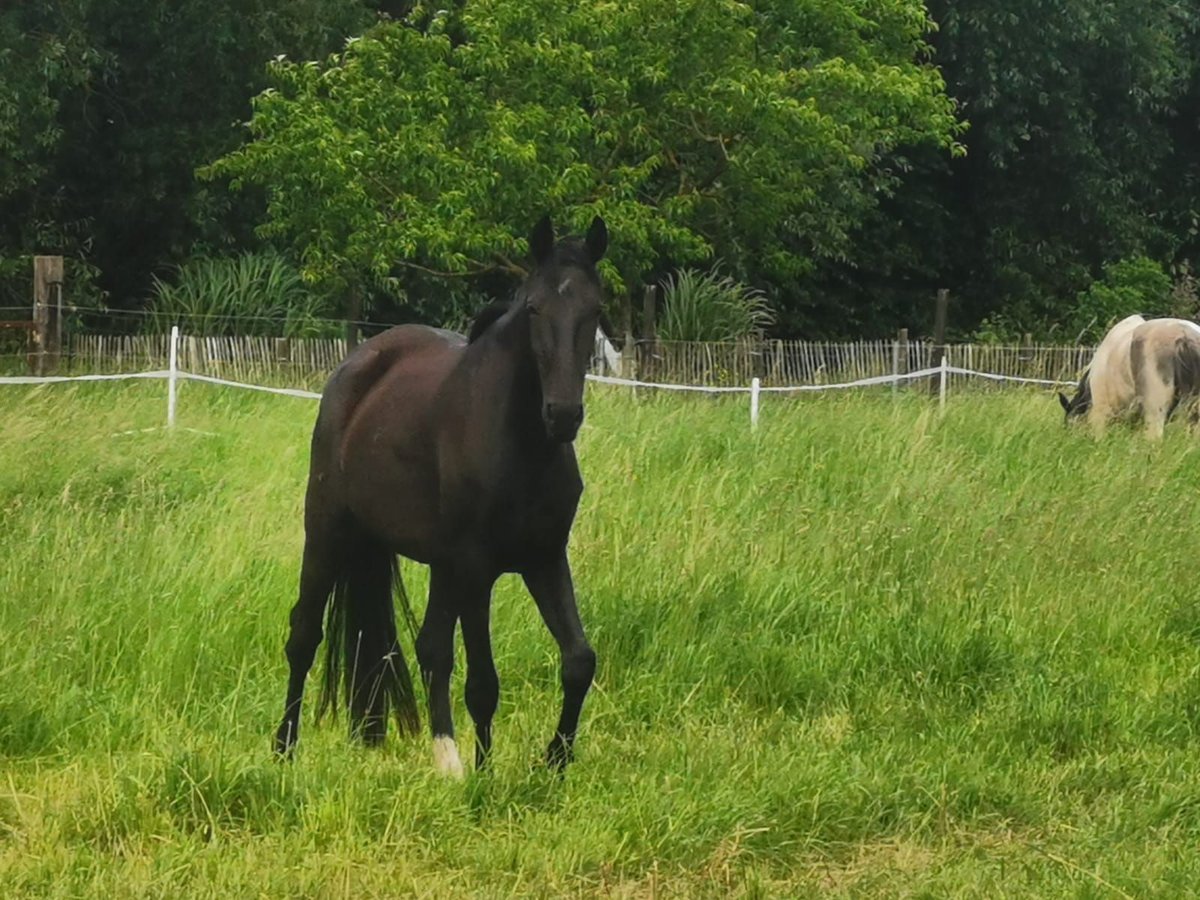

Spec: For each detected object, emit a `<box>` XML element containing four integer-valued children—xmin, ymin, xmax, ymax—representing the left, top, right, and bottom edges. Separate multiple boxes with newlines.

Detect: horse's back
<box><xmin>1131</xmin><ymin>319</ymin><xmax>1200</xmax><ymax>389</ymax></box>
<box><xmin>321</xmin><ymin>325</ymin><xmax>465</xmax><ymax>424</ymax></box>
<box><xmin>1132</xmin><ymin>318</ymin><xmax>1200</xmax><ymax>347</ymax></box>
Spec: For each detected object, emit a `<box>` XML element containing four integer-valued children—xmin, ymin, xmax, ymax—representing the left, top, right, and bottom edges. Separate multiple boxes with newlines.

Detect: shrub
<box><xmin>147</xmin><ymin>252</ymin><xmax>336</xmax><ymax>337</ymax></box>
<box><xmin>657</xmin><ymin>266</ymin><xmax>775</xmax><ymax>342</ymax></box>
<box><xmin>1070</xmin><ymin>256</ymin><xmax>1173</xmax><ymax>342</ymax></box>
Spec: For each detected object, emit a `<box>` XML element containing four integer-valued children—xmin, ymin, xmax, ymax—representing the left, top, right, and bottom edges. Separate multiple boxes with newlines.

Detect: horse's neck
<box><xmin>461</xmin><ymin>305</ymin><xmax>545</xmax><ymax>438</ymax></box>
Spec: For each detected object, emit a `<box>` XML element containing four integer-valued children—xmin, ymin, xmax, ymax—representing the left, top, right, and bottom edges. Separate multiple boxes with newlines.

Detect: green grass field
<box><xmin>3</xmin><ymin>381</ymin><xmax>1200</xmax><ymax>897</ymax></box>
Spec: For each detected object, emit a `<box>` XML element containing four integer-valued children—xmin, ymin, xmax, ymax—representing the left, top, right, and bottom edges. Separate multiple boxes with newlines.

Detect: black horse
<box><xmin>275</xmin><ymin>215</ymin><xmax>608</xmax><ymax>774</ymax></box>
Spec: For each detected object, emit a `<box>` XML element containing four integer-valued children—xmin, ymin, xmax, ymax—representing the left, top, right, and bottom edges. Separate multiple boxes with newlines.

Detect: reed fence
<box><xmin>54</xmin><ymin>333</ymin><xmax>348</xmax><ymax>388</ymax></box>
<box><xmin>625</xmin><ymin>339</ymin><xmax>1092</xmax><ymax>388</ymax></box>
<box><xmin>0</xmin><ymin>331</ymin><xmax>1095</xmax><ymax>391</ymax></box>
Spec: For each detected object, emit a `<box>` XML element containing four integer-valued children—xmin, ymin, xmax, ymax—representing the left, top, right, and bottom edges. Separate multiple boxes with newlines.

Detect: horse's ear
<box><xmin>585</xmin><ymin>216</ymin><xmax>608</xmax><ymax>263</ymax></box>
<box><xmin>529</xmin><ymin>215</ymin><xmax>555</xmax><ymax>265</ymax></box>
<box><xmin>1058</xmin><ymin>392</ymin><xmax>1071</xmax><ymax>413</ymax></box>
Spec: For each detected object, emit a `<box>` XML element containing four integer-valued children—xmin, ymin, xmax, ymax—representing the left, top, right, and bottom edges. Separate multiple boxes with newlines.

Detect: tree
<box><xmin>0</xmin><ymin>0</ymin><xmax>382</xmax><ymax>308</ymax></box>
<box><xmin>0</xmin><ymin>3</ymin><xmax>106</xmax><ymax>307</ymax></box>
<box><xmin>821</xmin><ymin>0</ymin><xmax>1199</xmax><ymax>339</ymax></box>
<box><xmin>207</xmin><ymin>0</ymin><xmax>962</xmax><ymax>326</ymax></box>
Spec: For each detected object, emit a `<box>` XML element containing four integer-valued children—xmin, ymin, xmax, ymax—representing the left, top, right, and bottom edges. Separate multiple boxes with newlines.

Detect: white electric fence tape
<box><xmin>0</xmin><ymin>365</ymin><xmax>1076</xmax><ymax>396</ymax></box>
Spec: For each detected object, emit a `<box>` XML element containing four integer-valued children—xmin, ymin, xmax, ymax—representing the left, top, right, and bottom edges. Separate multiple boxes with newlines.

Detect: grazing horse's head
<box><xmin>523</xmin><ymin>214</ymin><xmax>608</xmax><ymax>443</ymax></box>
<box><xmin>1058</xmin><ymin>373</ymin><xmax>1091</xmax><ymax>422</ymax></box>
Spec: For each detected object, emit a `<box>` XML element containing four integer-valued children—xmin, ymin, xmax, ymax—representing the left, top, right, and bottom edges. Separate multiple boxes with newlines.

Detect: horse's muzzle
<box><xmin>544</xmin><ymin>402</ymin><xmax>584</xmax><ymax>442</ymax></box>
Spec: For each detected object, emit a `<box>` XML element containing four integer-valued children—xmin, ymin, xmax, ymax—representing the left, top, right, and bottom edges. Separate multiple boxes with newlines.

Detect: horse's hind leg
<box><xmin>523</xmin><ymin>552</ymin><xmax>596</xmax><ymax>771</ymax></box>
<box><xmin>1141</xmin><ymin>379</ymin><xmax>1173</xmax><ymax>441</ymax></box>
<box><xmin>275</xmin><ymin>534</ymin><xmax>339</xmax><ymax>755</ymax></box>
<box><xmin>345</xmin><ymin>547</ymin><xmax>395</xmax><ymax>745</ymax></box>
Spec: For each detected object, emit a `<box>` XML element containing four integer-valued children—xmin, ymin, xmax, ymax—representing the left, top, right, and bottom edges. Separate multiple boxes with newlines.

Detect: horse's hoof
<box><xmin>544</xmin><ymin>734</ymin><xmax>573</xmax><ymax>772</ymax></box>
<box><xmin>433</xmin><ymin>735</ymin><xmax>465</xmax><ymax>779</ymax></box>
<box><xmin>274</xmin><ymin>722</ymin><xmax>298</xmax><ymax>759</ymax></box>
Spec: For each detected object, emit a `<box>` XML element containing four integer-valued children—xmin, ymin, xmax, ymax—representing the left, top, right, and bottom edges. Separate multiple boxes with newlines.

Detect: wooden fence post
<box><xmin>929</xmin><ymin>289</ymin><xmax>948</xmax><ymax>395</ymax></box>
<box><xmin>639</xmin><ymin>284</ymin><xmax>657</xmax><ymax>382</ymax></box>
<box><xmin>33</xmin><ymin>256</ymin><xmax>64</xmax><ymax>376</ymax></box>
<box><xmin>891</xmin><ymin>330</ymin><xmax>901</xmax><ymax>395</ymax></box>
<box><xmin>620</xmin><ymin>292</ymin><xmax>636</xmax><ymax>383</ymax></box>
<box><xmin>344</xmin><ymin>286</ymin><xmax>361</xmax><ymax>351</ymax></box>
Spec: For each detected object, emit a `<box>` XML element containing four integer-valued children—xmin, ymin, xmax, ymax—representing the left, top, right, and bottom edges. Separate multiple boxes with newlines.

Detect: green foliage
<box><xmin>0</xmin><ymin>0</ymin><xmax>380</xmax><ymax>305</ymax></box>
<box><xmin>147</xmin><ymin>253</ymin><xmax>337</xmax><ymax>337</ymax></box>
<box><xmin>967</xmin><ymin>313</ymin><xmax>1023</xmax><ymax>345</ymax></box>
<box><xmin>208</xmin><ymin>0</ymin><xmax>961</xmax><ymax>311</ymax></box>
<box><xmin>901</xmin><ymin>0</ymin><xmax>1195</xmax><ymax>336</ymax></box>
<box><xmin>0</xmin><ymin>6</ymin><xmax>101</xmax><ymax>205</ymax></box>
<box><xmin>1070</xmin><ymin>256</ymin><xmax>1174</xmax><ymax>343</ymax></box>
<box><xmin>1168</xmin><ymin>262</ymin><xmax>1200</xmax><ymax>322</ymax></box>
<box><xmin>657</xmin><ymin>266</ymin><xmax>774</xmax><ymax>342</ymax></box>
<box><xmin>7</xmin><ymin>0</ymin><xmax>1200</xmax><ymax>339</ymax></box>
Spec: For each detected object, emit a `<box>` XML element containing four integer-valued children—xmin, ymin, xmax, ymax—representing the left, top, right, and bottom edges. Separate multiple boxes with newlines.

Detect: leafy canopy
<box><xmin>208</xmin><ymin>0</ymin><xmax>962</xmax><ymax>309</ymax></box>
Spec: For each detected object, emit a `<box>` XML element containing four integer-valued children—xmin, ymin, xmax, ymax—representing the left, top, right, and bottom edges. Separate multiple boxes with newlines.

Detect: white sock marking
<box><xmin>432</xmin><ymin>735</ymin><xmax>464</xmax><ymax>779</ymax></box>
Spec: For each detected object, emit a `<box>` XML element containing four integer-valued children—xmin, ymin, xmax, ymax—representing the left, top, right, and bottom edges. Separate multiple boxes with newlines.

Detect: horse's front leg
<box><xmin>417</xmin><ymin>563</ymin><xmax>495</xmax><ymax>777</ymax></box>
<box><xmin>523</xmin><ymin>552</ymin><xmax>596</xmax><ymax>770</ymax></box>
<box><xmin>460</xmin><ymin>599</ymin><xmax>498</xmax><ymax>770</ymax></box>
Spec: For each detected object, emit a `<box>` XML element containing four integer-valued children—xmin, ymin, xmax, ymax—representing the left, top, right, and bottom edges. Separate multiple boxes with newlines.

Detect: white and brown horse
<box><xmin>1059</xmin><ymin>315</ymin><xmax>1200</xmax><ymax>439</ymax></box>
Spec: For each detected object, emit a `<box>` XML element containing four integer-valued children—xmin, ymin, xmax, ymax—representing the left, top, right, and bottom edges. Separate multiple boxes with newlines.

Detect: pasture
<box><xmin>3</xmin><ymin>382</ymin><xmax>1200</xmax><ymax>896</ymax></box>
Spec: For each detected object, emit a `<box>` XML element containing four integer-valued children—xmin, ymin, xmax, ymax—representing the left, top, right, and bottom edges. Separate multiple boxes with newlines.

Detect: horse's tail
<box><xmin>1175</xmin><ymin>335</ymin><xmax>1200</xmax><ymax>399</ymax></box>
<box><xmin>317</xmin><ymin>543</ymin><xmax>421</xmax><ymax>740</ymax></box>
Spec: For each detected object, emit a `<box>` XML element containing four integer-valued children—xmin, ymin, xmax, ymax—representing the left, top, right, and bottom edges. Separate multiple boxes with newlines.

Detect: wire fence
<box><xmin>0</xmin><ymin>328</ymin><xmax>1080</xmax><ymax>433</ymax></box>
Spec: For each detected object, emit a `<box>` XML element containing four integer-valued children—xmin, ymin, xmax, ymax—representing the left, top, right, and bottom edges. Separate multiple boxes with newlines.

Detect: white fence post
<box><xmin>938</xmin><ymin>354</ymin><xmax>948</xmax><ymax>412</ymax></box>
<box><xmin>167</xmin><ymin>325</ymin><xmax>179</xmax><ymax>428</ymax></box>
<box><xmin>750</xmin><ymin>376</ymin><xmax>761</xmax><ymax>430</ymax></box>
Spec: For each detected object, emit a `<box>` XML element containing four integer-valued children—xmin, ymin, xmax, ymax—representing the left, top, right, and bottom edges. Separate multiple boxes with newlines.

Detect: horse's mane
<box><xmin>1069</xmin><ymin>370</ymin><xmax>1092</xmax><ymax>414</ymax></box>
<box><xmin>468</xmin><ymin>300</ymin><xmax>513</xmax><ymax>343</ymax></box>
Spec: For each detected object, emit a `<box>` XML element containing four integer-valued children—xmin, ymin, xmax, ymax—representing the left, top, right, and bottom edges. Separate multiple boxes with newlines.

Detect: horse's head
<box><xmin>522</xmin><ymin>214</ymin><xmax>608</xmax><ymax>443</ymax></box>
<box><xmin>1058</xmin><ymin>372</ymin><xmax>1091</xmax><ymax>423</ymax></box>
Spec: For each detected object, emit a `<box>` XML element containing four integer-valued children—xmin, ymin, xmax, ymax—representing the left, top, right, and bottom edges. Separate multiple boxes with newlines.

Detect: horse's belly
<box><xmin>341</xmin><ymin>445</ymin><xmax>443</xmax><ymax>563</ymax></box>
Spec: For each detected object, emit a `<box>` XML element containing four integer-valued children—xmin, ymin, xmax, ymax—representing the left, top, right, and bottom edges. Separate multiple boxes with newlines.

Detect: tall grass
<box><xmin>3</xmin><ymin>383</ymin><xmax>1200</xmax><ymax>895</ymax></box>
<box><xmin>657</xmin><ymin>266</ymin><xmax>775</xmax><ymax>342</ymax></box>
<box><xmin>147</xmin><ymin>252</ymin><xmax>337</xmax><ymax>337</ymax></box>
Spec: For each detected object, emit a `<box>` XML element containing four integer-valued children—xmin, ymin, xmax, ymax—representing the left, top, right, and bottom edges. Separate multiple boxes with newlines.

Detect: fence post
<box><xmin>750</xmin><ymin>376</ymin><xmax>761</xmax><ymax>430</ymax></box>
<box><xmin>938</xmin><ymin>354</ymin><xmax>948</xmax><ymax>412</ymax></box>
<box><xmin>929</xmin><ymin>289</ymin><xmax>949</xmax><ymax>395</ymax></box>
<box><xmin>639</xmin><ymin>284</ymin><xmax>657</xmax><ymax>382</ymax></box>
<box><xmin>344</xmin><ymin>286</ymin><xmax>361</xmax><ymax>350</ymax></box>
<box><xmin>33</xmin><ymin>256</ymin><xmax>64</xmax><ymax>376</ymax></box>
<box><xmin>168</xmin><ymin>325</ymin><xmax>179</xmax><ymax>428</ymax></box>
<box><xmin>891</xmin><ymin>335</ymin><xmax>900</xmax><ymax>396</ymax></box>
